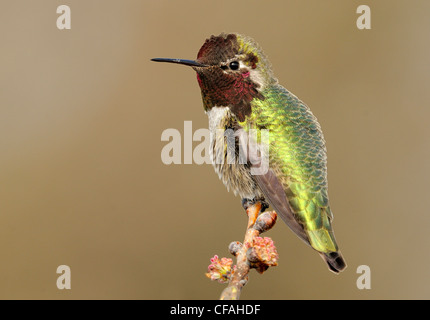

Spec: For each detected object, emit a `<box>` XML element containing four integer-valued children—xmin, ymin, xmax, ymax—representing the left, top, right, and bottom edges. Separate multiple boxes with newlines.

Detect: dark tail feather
<box><xmin>319</xmin><ymin>251</ymin><xmax>347</xmax><ymax>274</ymax></box>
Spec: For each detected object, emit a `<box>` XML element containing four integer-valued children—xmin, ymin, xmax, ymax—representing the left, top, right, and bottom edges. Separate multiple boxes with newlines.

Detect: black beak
<box><xmin>151</xmin><ymin>58</ymin><xmax>208</xmax><ymax>68</ymax></box>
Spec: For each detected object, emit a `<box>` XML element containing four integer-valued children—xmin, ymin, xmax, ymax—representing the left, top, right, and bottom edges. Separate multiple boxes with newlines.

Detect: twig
<box><xmin>214</xmin><ymin>202</ymin><xmax>278</xmax><ymax>300</ymax></box>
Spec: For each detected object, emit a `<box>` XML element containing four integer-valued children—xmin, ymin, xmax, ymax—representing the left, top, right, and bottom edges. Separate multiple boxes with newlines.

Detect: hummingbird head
<box><xmin>152</xmin><ymin>33</ymin><xmax>276</xmax><ymax>121</ymax></box>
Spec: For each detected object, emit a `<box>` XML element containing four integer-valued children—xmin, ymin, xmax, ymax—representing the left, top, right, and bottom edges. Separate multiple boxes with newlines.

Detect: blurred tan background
<box><xmin>0</xmin><ymin>0</ymin><xmax>429</xmax><ymax>299</ymax></box>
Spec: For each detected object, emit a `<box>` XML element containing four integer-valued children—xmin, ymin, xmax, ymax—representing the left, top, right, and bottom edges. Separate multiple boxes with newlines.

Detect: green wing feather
<box><xmin>246</xmin><ymin>84</ymin><xmax>338</xmax><ymax>253</ymax></box>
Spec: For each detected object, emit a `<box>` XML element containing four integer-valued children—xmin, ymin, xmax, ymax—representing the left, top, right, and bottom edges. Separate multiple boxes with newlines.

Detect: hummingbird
<box><xmin>152</xmin><ymin>33</ymin><xmax>346</xmax><ymax>273</ymax></box>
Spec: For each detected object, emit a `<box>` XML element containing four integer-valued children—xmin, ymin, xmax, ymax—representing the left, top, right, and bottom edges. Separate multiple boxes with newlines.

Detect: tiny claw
<box><xmin>241</xmin><ymin>198</ymin><xmax>254</xmax><ymax>210</ymax></box>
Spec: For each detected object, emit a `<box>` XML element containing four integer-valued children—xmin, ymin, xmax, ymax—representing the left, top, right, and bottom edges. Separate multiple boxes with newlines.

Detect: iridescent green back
<box><xmin>247</xmin><ymin>84</ymin><xmax>338</xmax><ymax>253</ymax></box>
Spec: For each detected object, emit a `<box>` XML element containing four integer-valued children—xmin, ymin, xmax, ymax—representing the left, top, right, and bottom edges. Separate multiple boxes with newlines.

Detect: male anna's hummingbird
<box><xmin>152</xmin><ymin>33</ymin><xmax>346</xmax><ymax>273</ymax></box>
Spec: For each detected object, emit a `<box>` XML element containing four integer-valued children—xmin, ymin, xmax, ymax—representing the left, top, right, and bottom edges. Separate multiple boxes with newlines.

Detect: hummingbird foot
<box><xmin>241</xmin><ymin>198</ymin><xmax>269</xmax><ymax>212</ymax></box>
<box><xmin>242</xmin><ymin>198</ymin><xmax>270</xmax><ymax>229</ymax></box>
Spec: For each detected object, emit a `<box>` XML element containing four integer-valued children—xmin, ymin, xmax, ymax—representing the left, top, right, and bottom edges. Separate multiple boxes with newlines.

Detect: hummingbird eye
<box><xmin>229</xmin><ymin>61</ymin><xmax>240</xmax><ymax>70</ymax></box>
